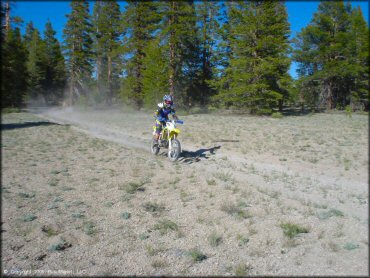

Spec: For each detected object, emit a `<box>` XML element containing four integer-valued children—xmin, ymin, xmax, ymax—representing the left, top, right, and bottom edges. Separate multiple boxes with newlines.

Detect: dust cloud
<box><xmin>30</xmin><ymin>105</ymin><xmax>153</xmax><ymax>152</ymax></box>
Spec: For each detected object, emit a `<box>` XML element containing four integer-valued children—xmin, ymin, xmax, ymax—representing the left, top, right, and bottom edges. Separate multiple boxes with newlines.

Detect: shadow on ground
<box><xmin>179</xmin><ymin>145</ymin><xmax>221</xmax><ymax>164</ymax></box>
<box><xmin>1</xmin><ymin>121</ymin><xmax>61</xmax><ymax>131</ymax></box>
<box><xmin>157</xmin><ymin>146</ymin><xmax>221</xmax><ymax>164</ymax></box>
<box><xmin>279</xmin><ymin>107</ymin><xmax>326</xmax><ymax>116</ymax></box>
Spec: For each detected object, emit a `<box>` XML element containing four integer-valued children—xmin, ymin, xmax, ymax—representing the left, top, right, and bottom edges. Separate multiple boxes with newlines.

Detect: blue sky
<box><xmin>12</xmin><ymin>1</ymin><xmax>369</xmax><ymax>79</ymax></box>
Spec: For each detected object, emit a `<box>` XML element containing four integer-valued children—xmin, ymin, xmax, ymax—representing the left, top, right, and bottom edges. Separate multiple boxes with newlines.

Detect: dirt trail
<box><xmin>35</xmin><ymin>107</ymin><xmax>368</xmax><ymax>220</ymax></box>
<box><xmin>37</xmin><ymin>106</ymin><xmax>369</xmax><ymax>241</ymax></box>
<box><xmin>35</xmin><ymin>107</ymin><xmax>150</xmax><ymax>151</ymax></box>
<box><xmin>2</xmin><ymin>108</ymin><xmax>368</xmax><ymax>276</ymax></box>
<box><xmin>37</xmin><ymin>107</ymin><xmax>367</xmax><ymax>187</ymax></box>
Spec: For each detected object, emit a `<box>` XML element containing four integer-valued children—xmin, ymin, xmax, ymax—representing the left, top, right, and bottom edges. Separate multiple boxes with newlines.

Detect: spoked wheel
<box><xmin>168</xmin><ymin>139</ymin><xmax>181</xmax><ymax>162</ymax></box>
<box><xmin>151</xmin><ymin>139</ymin><xmax>160</xmax><ymax>155</ymax></box>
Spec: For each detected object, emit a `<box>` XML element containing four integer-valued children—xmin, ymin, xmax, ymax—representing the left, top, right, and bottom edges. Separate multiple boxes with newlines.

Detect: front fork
<box><xmin>168</xmin><ymin>132</ymin><xmax>176</xmax><ymax>150</ymax></box>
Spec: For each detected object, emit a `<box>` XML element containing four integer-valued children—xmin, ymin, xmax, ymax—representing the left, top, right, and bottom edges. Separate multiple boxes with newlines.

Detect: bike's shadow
<box><xmin>178</xmin><ymin>145</ymin><xmax>221</xmax><ymax>164</ymax></box>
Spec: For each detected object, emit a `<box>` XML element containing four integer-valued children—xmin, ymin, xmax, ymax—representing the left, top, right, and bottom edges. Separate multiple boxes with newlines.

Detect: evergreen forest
<box><xmin>1</xmin><ymin>0</ymin><xmax>369</xmax><ymax>114</ymax></box>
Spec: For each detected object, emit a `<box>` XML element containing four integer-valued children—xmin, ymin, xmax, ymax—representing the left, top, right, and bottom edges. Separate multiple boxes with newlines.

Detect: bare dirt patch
<box><xmin>1</xmin><ymin>108</ymin><xmax>368</xmax><ymax>276</ymax></box>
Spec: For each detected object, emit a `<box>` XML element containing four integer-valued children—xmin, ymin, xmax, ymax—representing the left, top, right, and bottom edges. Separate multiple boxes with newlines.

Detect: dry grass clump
<box><xmin>186</xmin><ymin>248</ymin><xmax>207</xmax><ymax>263</ymax></box>
<box><xmin>153</xmin><ymin>219</ymin><xmax>179</xmax><ymax>235</ymax></box>
<box><xmin>280</xmin><ymin>222</ymin><xmax>309</xmax><ymax>238</ymax></box>
<box><xmin>220</xmin><ymin>202</ymin><xmax>251</xmax><ymax>219</ymax></box>
<box><xmin>208</xmin><ymin>231</ymin><xmax>223</xmax><ymax>247</ymax></box>
<box><xmin>143</xmin><ymin>201</ymin><xmax>165</xmax><ymax>216</ymax></box>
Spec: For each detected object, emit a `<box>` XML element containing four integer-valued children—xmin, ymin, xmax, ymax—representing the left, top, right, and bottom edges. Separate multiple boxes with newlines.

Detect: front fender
<box><xmin>169</xmin><ymin>129</ymin><xmax>180</xmax><ymax>139</ymax></box>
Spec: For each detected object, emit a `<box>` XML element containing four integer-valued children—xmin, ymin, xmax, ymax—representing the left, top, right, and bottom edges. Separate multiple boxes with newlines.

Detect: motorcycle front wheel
<box><xmin>168</xmin><ymin>139</ymin><xmax>181</xmax><ymax>162</ymax></box>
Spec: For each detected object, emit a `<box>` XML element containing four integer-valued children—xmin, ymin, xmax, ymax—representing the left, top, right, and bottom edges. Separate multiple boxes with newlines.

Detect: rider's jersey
<box><xmin>155</xmin><ymin>103</ymin><xmax>176</xmax><ymax>123</ymax></box>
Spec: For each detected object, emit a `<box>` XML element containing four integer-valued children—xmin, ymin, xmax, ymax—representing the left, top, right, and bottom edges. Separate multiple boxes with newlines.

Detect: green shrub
<box><xmin>214</xmin><ymin>171</ymin><xmax>233</xmax><ymax>182</ymax></box>
<box><xmin>151</xmin><ymin>259</ymin><xmax>168</xmax><ymax>268</ymax></box>
<box><xmin>121</xmin><ymin>181</ymin><xmax>145</xmax><ymax>194</ymax></box>
<box><xmin>145</xmin><ymin>244</ymin><xmax>166</xmax><ymax>256</ymax></box>
<box><xmin>343</xmin><ymin>242</ymin><xmax>359</xmax><ymax>250</ymax></box>
<box><xmin>271</xmin><ymin>112</ymin><xmax>283</xmax><ymax>119</ymax></box>
<box><xmin>187</xmin><ymin>248</ymin><xmax>207</xmax><ymax>262</ymax></box>
<box><xmin>104</xmin><ymin>201</ymin><xmax>114</xmax><ymax>207</ymax></box>
<box><xmin>83</xmin><ymin>221</ymin><xmax>97</xmax><ymax>235</ymax></box>
<box><xmin>345</xmin><ymin>105</ymin><xmax>352</xmax><ymax>118</ymax></box>
<box><xmin>237</xmin><ymin>234</ymin><xmax>250</xmax><ymax>246</ymax></box>
<box><xmin>206</xmin><ymin>179</ymin><xmax>216</xmax><ymax>186</ymax></box>
<box><xmin>18</xmin><ymin>192</ymin><xmax>35</xmax><ymax>198</ymax></box>
<box><xmin>72</xmin><ymin>212</ymin><xmax>85</xmax><ymax>219</ymax></box>
<box><xmin>121</xmin><ymin>212</ymin><xmax>131</xmax><ymax>219</ymax></box>
<box><xmin>53</xmin><ymin>197</ymin><xmax>63</xmax><ymax>202</ymax></box>
<box><xmin>48</xmin><ymin>239</ymin><xmax>72</xmax><ymax>252</ymax></box>
<box><xmin>235</xmin><ymin>263</ymin><xmax>251</xmax><ymax>276</ymax></box>
<box><xmin>2</xmin><ymin>107</ymin><xmax>21</xmax><ymax>113</ymax></box>
<box><xmin>153</xmin><ymin>219</ymin><xmax>179</xmax><ymax>235</ymax></box>
<box><xmin>208</xmin><ymin>231</ymin><xmax>223</xmax><ymax>247</ymax></box>
<box><xmin>48</xmin><ymin>178</ymin><xmax>59</xmax><ymax>187</ymax></box>
<box><xmin>280</xmin><ymin>222</ymin><xmax>309</xmax><ymax>238</ymax></box>
<box><xmin>22</xmin><ymin>214</ymin><xmax>37</xmax><ymax>222</ymax></box>
<box><xmin>143</xmin><ymin>202</ymin><xmax>165</xmax><ymax>215</ymax></box>
<box><xmin>41</xmin><ymin>226</ymin><xmax>59</xmax><ymax>237</ymax></box>
<box><xmin>139</xmin><ymin>233</ymin><xmax>149</xmax><ymax>240</ymax></box>
<box><xmin>317</xmin><ymin>208</ymin><xmax>344</xmax><ymax>220</ymax></box>
<box><xmin>221</xmin><ymin>203</ymin><xmax>250</xmax><ymax>219</ymax></box>
<box><xmin>48</xmin><ymin>203</ymin><xmax>59</xmax><ymax>210</ymax></box>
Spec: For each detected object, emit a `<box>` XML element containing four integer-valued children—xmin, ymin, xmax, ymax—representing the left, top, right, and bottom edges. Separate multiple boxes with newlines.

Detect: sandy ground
<box><xmin>1</xmin><ymin>107</ymin><xmax>368</xmax><ymax>276</ymax></box>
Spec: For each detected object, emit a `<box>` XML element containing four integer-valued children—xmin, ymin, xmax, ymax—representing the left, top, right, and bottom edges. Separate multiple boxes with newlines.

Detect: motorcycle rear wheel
<box><xmin>151</xmin><ymin>139</ymin><xmax>160</xmax><ymax>155</ymax></box>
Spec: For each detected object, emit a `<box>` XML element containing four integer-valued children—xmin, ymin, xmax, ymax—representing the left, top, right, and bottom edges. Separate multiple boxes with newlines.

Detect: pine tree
<box><xmin>92</xmin><ymin>1</ymin><xmax>107</xmax><ymax>104</ymax></box>
<box><xmin>122</xmin><ymin>0</ymin><xmax>160</xmax><ymax>109</ymax></box>
<box><xmin>42</xmin><ymin>20</ymin><xmax>66</xmax><ymax>104</ymax></box>
<box><xmin>0</xmin><ymin>2</ymin><xmax>4</xmax><ymax>33</ymax></box>
<box><xmin>347</xmin><ymin>6</ymin><xmax>369</xmax><ymax>110</ymax></box>
<box><xmin>176</xmin><ymin>1</ymin><xmax>202</xmax><ymax>110</ymax></box>
<box><xmin>215</xmin><ymin>1</ymin><xmax>291</xmax><ymax>114</ymax></box>
<box><xmin>166</xmin><ymin>1</ymin><xmax>178</xmax><ymax>98</ymax></box>
<box><xmin>3</xmin><ymin>0</ymin><xmax>10</xmax><ymax>34</ymax></box>
<box><xmin>23</xmin><ymin>21</ymin><xmax>35</xmax><ymax>47</ymax></box>
<box><xmin>140</xmin><ymin>1</ymin><xmax>223</xmax><ymax>110</ymax></box>
<box><xmin>1</xmin><ymin>1</ymin><xmax>7</xmax><ymax>45</ymax></box>
<box><xmin>92</xmin><ymin>0</ymin><xmax>122</xmax><ymax>106</ymax></box>
<box><xmin>292</xmin><ymin>1</ymin><xmax>368</xmax><ymax>110</ymax></box>
<box><xmin>209</xmin><ymin>2</ymin><xmax>232</xmax><ymax>107</ymax></box>
<box><xmin>196</xmin><ymin>1</ymin><xmax>222</xmax><ymax>107</ymax></box>
<box><xmin>141</xmin><ymin>37</ymin><xmax>169</xmax><ymax>107</ymax></box>
<box><xmin>26</xmin><ymin>28</ymin><xmax>46</xmax><ymax>102</ymax></box>
<box><xmin>63</xmin><ymin>0</ymin><xmax>93</xmax><ymax>106</ymax></box>
<box><xmin>154</xmin><ymin>1</ymin><xmax>203</xmax><ymax>109</ymax></box>
<box><xmin>1</xmin><ymin>27</ymin><xmax>28</xmax><ymax>108</ymax></box>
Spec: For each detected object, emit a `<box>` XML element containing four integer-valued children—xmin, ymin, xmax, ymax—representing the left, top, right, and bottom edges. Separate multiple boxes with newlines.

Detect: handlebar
<box><xmin>155</xmin><ymin>117</ymin><xmax>184</xmax><ymax>124</ymax></box>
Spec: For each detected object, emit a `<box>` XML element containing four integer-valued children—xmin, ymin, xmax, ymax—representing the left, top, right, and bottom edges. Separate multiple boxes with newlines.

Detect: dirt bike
<box><xmin>151</xmin><ymin>119</ymin><xmax>184</xmax><ymax>162</ymax></box>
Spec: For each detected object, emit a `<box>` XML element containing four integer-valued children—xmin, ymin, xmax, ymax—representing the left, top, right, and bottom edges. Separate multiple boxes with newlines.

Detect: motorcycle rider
<box><xmin>153</xmin><ymin>94</ymin><xmax>178</xmax><ymax>145</ymax></box>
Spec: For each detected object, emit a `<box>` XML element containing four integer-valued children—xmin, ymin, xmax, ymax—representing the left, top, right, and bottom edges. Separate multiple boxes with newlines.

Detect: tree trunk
<box><xmin>169</xmin><ymin>1</ymin><xmax>176</xmax><ymax>97</ymax></box>
<box><xmin>136</xmin><ymin>50</ymin><xmax>144</xmax><ymax>109</ymax></box>
<box><xmin>68</xmin><ymin>41</ymin><xmax>76</xmax><ymax>106</ymax></box>
<box><xmin>69</xmin><ymin>74</ymin><xmax>74</xmax><ymax>106</ymax></box>
<box><xmin>326</xmin><ymin>81</ymin><xmax>333</xmax><ymax>110</ymax></box>
<box><xmin>201</xmin><ymin>10</ymin><xmax>207</xmax><ymax>107</ymax></box>
<box><xmin>278</xmin><ymin>99</ymin><xmax>283</xmax><ymax>112</ymax></box>
<box><xmin>107</xmin><ymin>55</ymin><xmax>112</xmax><ymax>106</ymax></box>
<box><xmin>5</xmin><ymin>1</ymin><xmax>10</xmax><ymax>33</ymax></box>
<box><xmin>97</xmin><ymin>56</ymin><xmax>101</xmax><ymax>97</ymax></box>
